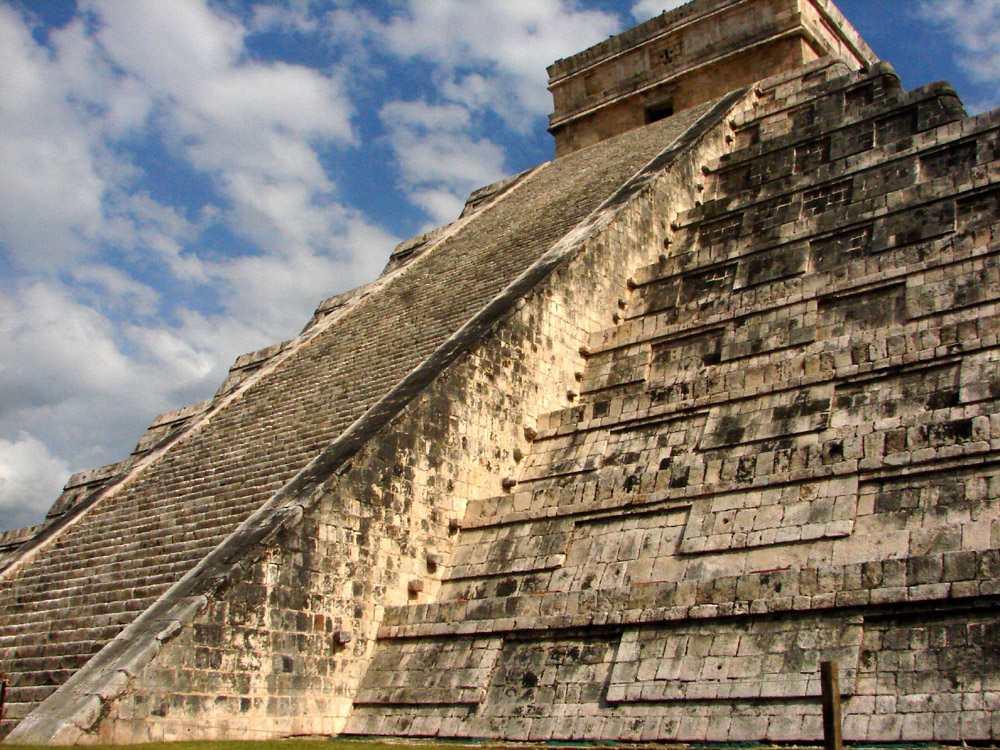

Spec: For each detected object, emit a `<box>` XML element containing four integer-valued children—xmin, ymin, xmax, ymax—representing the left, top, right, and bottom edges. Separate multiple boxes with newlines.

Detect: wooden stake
<box><xmin>821</xmin><ymin>660</ymin><xmax>843</xmax><ymax>750</ymax></box>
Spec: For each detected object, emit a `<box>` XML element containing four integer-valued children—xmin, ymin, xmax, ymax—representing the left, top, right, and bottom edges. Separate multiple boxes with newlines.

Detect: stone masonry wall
<box><xmin>5</xmin><ymin>86</ymin><xmax>739</xmax><ymax>743</ymax></box>
<box><xmin>348</xmin><ymin>60</ymin><xmax>1000</xmax><ymax>743</ymax></box>
<box><xmin>81</xmin><ymin>101</ymin><xmax>734</xmax><ymax>744</ymax></box>
<box><xmin>547</xmin><ymin>0</ymin><xmax>874</xmax><ymax>157</ymax></box>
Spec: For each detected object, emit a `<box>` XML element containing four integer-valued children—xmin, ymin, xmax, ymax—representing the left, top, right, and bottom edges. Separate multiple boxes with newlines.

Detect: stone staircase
<box><xmin>0</xmin><ymin>91</ymin><xmax>725</xmax><ymax>740</ymax></box>
<box><xmin>0</xmin><ymin>485</ymin><xmax>243</xmax><ymax>734</ymax></box>
<box><xmin>0</xmin><ymin>330</ymin><xmax>352</xmax><ymax>736</ymax></box>
<box><xmin>348</xmin><ymin>60</ymin><xmax>1000</xmax><ymax>743</ymax></box>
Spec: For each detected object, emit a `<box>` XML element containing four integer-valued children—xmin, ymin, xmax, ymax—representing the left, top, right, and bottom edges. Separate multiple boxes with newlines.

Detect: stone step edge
<box><xmin>538</xmin><ymin>328</ymin><xmax>999</xmax><ymax>442</ymax></box>
<box><xmin>700</xmin><ymin>121</ymin><xmax>990</xmax><ymax>225</ymax></box>
<box><xmin>27</xmin><ymin>530</ymin><xmax>225</xmax><ymax>566</ymax></box>
<box><xmin>0</xmin><ymin>606</ymin><xmax>146</xmax><ymax>634</ymax></box>
<box><xmin>663</xmin><ymin>155</ymin><xmax>1000</xmax><ymax>275</ymax></box>
<box><xmin>462</xmin><ymin>447</ymin><xmax>1000</xmax><ymax>532</ymax></box>
<box><xmin>676</xmin><ymin>124</ymin><xmax>995</xmax><ymax>247</ymax></box>
<box><xmin>8</xmin><ymin>570</ymin><xmax>181</xmax><ymax>603</ymax></box>
<box><xmin>677</xmin><ymin>133</ymin><xmax>990</xmax><ymax>251</ymax></box>
<box><xmin>590</xmin><ymin>227</ymin><xmax>1000</xmax><ymax>358</ymax></box>
<box><xmin>378</xmin><ymin>551</ymin><xmax>1000</xmax><ymax>639</ymax></box>
<box><xmin>727</xmin><ymin>61</ymin><xmax>897</xmax><ymax>130</ymax></box>
<box><xmin>581</xmin><ymin>285</ymin><xmax>992</xmax><ymax>407</ymax></box>
<box><xmin>521</xmin><ymin>411</ymin><xmax>995</xmax><ymax>498</ymax></box>
<box><xmin>612</xmin><ymin>217</ymin><xmax>1000</xmax><ymax>358</ymax></box>
<box><xmin>714</xmin><ymin>75</ymin><xmax>969</xmax><ymax>179</ymax></box>
<box><xmin>627</xmin><ymin>196</ymin><xmax>996</xmax><ymax>299</ymax></box>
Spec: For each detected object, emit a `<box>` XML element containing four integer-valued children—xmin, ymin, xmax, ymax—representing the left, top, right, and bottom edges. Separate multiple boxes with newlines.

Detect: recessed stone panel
<box><xmin>920</xmin><ymin>141</ymin><xmax>977</xmax><ymax>181</ymax></box>
<box><xmin>818</xmin><ymin>283</ymin><xmax>905</xmax><ymax>336</ymax></box>
<box><xmin>960</xmin><ymin>349</ymin><xmax>1000</xmax><ymax>404</ymax></box>
<box><xmin>582</xmin><ymin>346</ymin><xmax>651</xmax><ymax>394</ymax></box>
<box><xmin>958</xmin><ymin>189</ymin><xmax>1000</xmax><ymax>233</ymax></box>
<box><xmin>746</xmin><ymin>194</ymin><xmax>802</xmax><ymax>234</ymax></box>
<box><xmin>520</xmin><ymin>430</ymin><xmax>609</xmax><ymax>483</ymax></box>
<box><xmin>831</xmin><ymin>363</ymin><xmax>961</xmax><ymax>430</ymax></box>
<box><xmin>875</xmin><ymin>107</ymin><xmax>918</xmax><ymax>146</ymax></box>
<box><xmin>700</xmin><ymin>384</ymin><xmax>833</xmax><ymax>450</ymax></box>
<box><xmin>679</xmin><ymin>475</ymin><xmax>858</xmax><ymax>554</ymax></box>
<box><xmin>906</xmin><ymin>250</ymin><xmax>1000</xmax><ymax>318</ymax></box>
<box><xmin>720</xmin><ymin>301</ymin><xmax>815</xmax><ymax>360</ymax></box>
<box><xmin>553</xmin><ymin>508</ymin><xmax>690</xmax><ymax>591</ymax></box>
<box><xmin>802</xmin><ymin>179</ymin><xmax>853</xmax><ymax>217</ymax></box>
<box><xmin>607</xmin><ymin>613</ymin><xmax>863</xmax><ymax>702</ymax></box>
<box><xmin>484</xmin><ymin>634</ymin><xmax>620</xmax><ymax>719</ymax></box>
<box><xmin>734</xmin><ymin>241</ymin><xmax>808</xmax><ymax>289</ymax></box>
<box><xmin>810</xmin><ymin>224</ymin><xmax>873</xmax><ymax>272</ymax></box>
<box><xmin>697</xmin><ymin>214</ymin><xmax>744</xmax><ymax>258</ymax></box>
<box><xmin>354</xmin><ymin>636</ymin><xmax>502</xmax><ymax>706</ymax></box>
<box><xmin>795</xmin><ymin>136</ymin><xmax>832</xmax><ymax>173</ymax></box>
<box><xmin>648</xmin><ymin>330</ymin><xmax>725</xmax><ymax>383</ymax></box>
<box><xmin>446</xmin><ymin>519</ymin><xmax>573</xmax><ymax>580</ymax></box>
<box><xmin>880</xmin><ymin>199</ymin><xmax>956</xmax><ymax>248</ymax></box>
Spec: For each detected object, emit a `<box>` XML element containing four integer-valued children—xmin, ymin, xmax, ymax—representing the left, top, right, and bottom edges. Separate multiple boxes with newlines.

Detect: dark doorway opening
<box><xmin>645</xmin><ymin>101</ymin><xmax>675</xmax><ymax>124</ymax></box>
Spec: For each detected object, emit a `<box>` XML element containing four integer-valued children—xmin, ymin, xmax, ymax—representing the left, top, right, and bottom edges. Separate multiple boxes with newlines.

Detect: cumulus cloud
<box><xmin>0</xmin><ymin>1</ymin><xmax>401</xmax><ymax>530</ymax></box>
<box><xmin>0</xmin><ymin>0</ymin><xmax>624</xmax><ymax>530</ymax></box>
<box><xmin>919</xmin><ymin>0</ymin><xmax>1000</xmax><ymax>112</ymax></box>
<box><xmin>0</xmin><ymin>435</ymin><xmax>71</xmax><ymax>531</ymax></box>
<box><xmin>380</xmin><ymin>100</ymin><xmax>507</xmax><ymax>226</ymax></box>
<box><xmin>362</xmin><ymin>1</ymin><xmax>621</xmax><ymax>127</ymax></box>
<box><xmin>345</xmin><ymin>1</ymin><xmax>620</xmax><ymax>225</ymax></box>
<box><xmin>631</xmin><ymin>0</ymin><xmax>691</xmax><ymax>23</ymax></box>
<box><xmin>0</xmin><ymin>283</ymin><xmax>221</xmax><ymax>471</ymax></box>
<box><xmin>0</xmin><ymin>6</ymin><xmax>110</xmax><ymax>267</ymax></box>
<box><xmin>86</xmin><ymin>0</ymin><xmax>357</xmax><ymax>256</ymax></box>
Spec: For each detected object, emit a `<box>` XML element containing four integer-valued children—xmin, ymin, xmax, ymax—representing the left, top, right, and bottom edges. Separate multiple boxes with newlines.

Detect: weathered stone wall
<box><xmin>78</xmin><ymin>101</ymin><xmax>735</xmax><ymax>744</ymax></box>
<box><xmin>4</xmin><ymin>85</ymin><xmax>737</xmax><ymax>743</ymax></box>
<box><xmin>91</xmin><ymin>299</ymin><xmax>587</xmax><ymax>742</ymax></box>
<box><xmin>348</xmin><ymin>59</ymin><xmax>1000</xmax><ymax>743</ymax></box>
<box><xmin>554</xmin><ymin>37</ymin><xmax>812</xmax><ymax>159</ymax></box>
<box><xmin>547</xmin><ymin>0</ymin><xmax>875</xmax><ymax>157</ymax></box>
<box><xmin>6</xmin><ymin>5</ymin><xmax>1000</xmax><ymax>744</ymax></box>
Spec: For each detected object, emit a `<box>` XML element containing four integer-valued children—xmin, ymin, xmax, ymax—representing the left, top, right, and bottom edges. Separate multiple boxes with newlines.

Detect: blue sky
<box><xmin>1</xmin><ymin>0</ymin><xmax>998</xmax><ymax>531</ymax></box>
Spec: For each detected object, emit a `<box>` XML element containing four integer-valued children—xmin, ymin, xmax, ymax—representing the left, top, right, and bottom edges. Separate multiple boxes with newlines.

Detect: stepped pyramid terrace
<box><xmin>2</xmin><ymin>0</ymin><xmax>1000</xmax><ymax>744</ymax></box>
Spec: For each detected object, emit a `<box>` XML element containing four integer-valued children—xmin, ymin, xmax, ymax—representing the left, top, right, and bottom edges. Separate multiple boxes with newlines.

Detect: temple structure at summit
<box><xmin>2</xmin><ymin>0</ymin><xmax>999</xmax><ymax>744</ymax></box>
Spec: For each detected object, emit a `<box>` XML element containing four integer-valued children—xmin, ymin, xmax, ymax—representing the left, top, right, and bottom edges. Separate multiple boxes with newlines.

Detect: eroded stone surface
<box><xmin>3</xmin><ymin>0</ymin><xmax>1000</xmax><ymax>745</ymax></box>
<box><xmin>349</xmin><ymin>58</ymin><xmax>1000</xmax><ymax>745</ymax></box>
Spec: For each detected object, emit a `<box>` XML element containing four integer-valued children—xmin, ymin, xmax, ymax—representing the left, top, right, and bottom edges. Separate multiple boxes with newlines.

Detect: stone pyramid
<box><xmin>3</xmin><ymin>0</ymin><xmax>1000</xmax><ymax>744</ymax></box>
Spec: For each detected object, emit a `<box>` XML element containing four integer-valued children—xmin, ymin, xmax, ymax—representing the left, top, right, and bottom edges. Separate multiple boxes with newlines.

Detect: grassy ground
<box><xmin>1</xmin><ymin>740</ymin><xmax>452</xmax><ymax>750</ymax></box>
<box><xmin>1</xmin><ymin>739</ymin><xmax>958</xmax><ymax>750</ymax></box>
<box><xmin>0</xmin><ymin>739</ymin><xmax>634</xmax><ymax>750</ymax></box>
<box><xmin>2</xmin><ymin>740</ymin><xmax>476</xmax><ymax>750</ymax></box>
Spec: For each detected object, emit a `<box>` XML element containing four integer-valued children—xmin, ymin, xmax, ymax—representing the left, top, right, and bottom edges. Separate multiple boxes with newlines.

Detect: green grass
<box><xmin>2</xmin><ymin>740</ymin><xmax>489</xmax><ymax>750</ymax></box>
<box><xmin>2</xmin><ymin>740</ymin><xmax>961</xmax><ymax>750</ymax></box>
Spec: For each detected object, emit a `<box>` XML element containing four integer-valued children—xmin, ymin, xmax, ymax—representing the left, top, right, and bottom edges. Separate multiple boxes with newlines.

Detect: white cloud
<box><xmin>0</xmin><ymin>1</ymin><xmax>403</xmax><ymax>530</ymax></box>
<box><xmin>85</xmin><ymin>0</ymin><xmax>358</xmax><ymax>259</ymax></box>
<box><xmin>0</xmin><ymin>6</ymin><xmax>109</xmax><ymax>267</ymax></box>
<box><xmin>919</xmin><ymin>0</ymin><xmax>1000</xmax><ymax>112</ymax></box>
<box><xmin>0</xmin><ymin>435</ymin><xmax>71</xmax><ymax>531</ymax></box>
<box><xmin>631</xmin><ymin>0</ymin><xmax>690</xmax><ymax>23</ymax></box>
<box><xmin>0</xmin><ymin>0</ymin><xmax>623</xmax><ymax>530</ymax></box>
<box><xmin>364</xmin><ymin>1</ymin><xmax>620</xmax><ymax>128</ymax></box>
<box><xmin>354</xmin><ymin>1</ymin><xmax>619</xmax><ymax>225</ymax></box>
<box><xmin>381</xmin><ymin>100</ymin><xmax>507</xmax><ymax>226</ymax></box>
<box><xmin>0</xmin><ymin>282</ymin><xmax>186</xmax><ymax>494</ymax></box>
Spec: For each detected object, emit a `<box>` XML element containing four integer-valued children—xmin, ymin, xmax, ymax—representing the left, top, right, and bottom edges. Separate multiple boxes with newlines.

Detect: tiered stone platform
<box><xmin>2</xmin><ymin>94</ymin><xmax>730</xmax><ymax>742</ymax></box>
<box><xmin>347</xmin><ymin>59</ymin><xmax>1000</xmax><ymax>743</ymax></box>
<box><xmin>3</xmin><ymin>1</ymin><xmax>1000</xmax><ymax>744</ymax></box>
